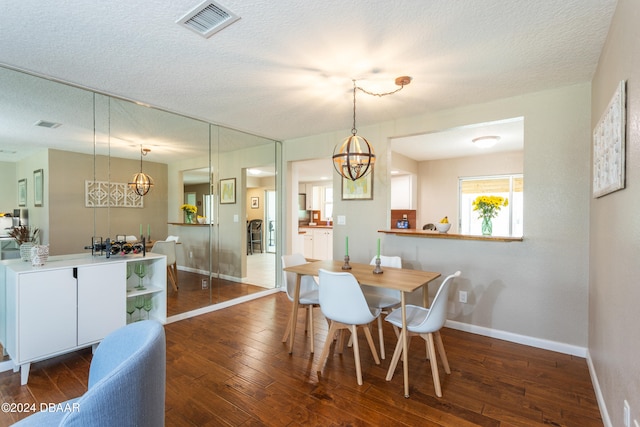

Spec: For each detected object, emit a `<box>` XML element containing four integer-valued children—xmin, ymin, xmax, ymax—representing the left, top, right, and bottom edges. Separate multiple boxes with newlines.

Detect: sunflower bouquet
<box><xmin>472</xmin><ymin>195</ymin><xmax>508</xmax><ymax>220</ymax></box>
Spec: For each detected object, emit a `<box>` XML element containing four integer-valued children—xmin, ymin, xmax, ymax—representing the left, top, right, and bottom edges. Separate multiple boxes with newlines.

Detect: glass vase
<box><xmin>481</xmin><ymin>216</ymin><xmax>493</xmax><ymax>236</ymax></box>
<box><xmin>185</xmin><ymin>212</ymin><xmax>195</xmax><ymax>224</ymax></box>
<box><xmin>20</xmin><ymin>242</ymin><xmax>34</xmax><ymax>262</ymax></box>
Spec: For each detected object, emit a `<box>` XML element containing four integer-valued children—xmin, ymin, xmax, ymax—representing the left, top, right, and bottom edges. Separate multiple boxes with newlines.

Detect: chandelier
<box><xmin>332</xmin><ymin>76</ymin><xmax>412</xmax><ymax>181</ymax></box>
<box><xmin>129</xmin><ymin>147</ymin><xmax>154</xmax><ymax>196</ymax></box>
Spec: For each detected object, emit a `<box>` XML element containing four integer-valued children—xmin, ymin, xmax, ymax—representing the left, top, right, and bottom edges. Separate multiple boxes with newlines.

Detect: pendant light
<box><xmin>129</xmin><ymin>146</ymin><xmax>154</xmax><ymax>196</ymax></box>
<box><xmin>332</xmin><ymin>76</ymin><xmax>412</xmax><ymax>181</ymax></box>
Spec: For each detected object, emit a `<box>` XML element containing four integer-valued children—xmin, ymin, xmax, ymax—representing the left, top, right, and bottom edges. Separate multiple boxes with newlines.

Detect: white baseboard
<box><xmin>445</xmin><ymin>319</ymin><xmax>587</xmax><ymax>357</ymax></box>
<box><xmin>0</xmin><ymin>359</ymin><xmax>13</xmax><ymax>373</ymax></box>
<box><xmin>586</xmin><ymin>349</ymin><xmax>612</xmax><ymax>427</ymax></box>
<box><xmin>177</xmin><ymin>266</ymin><xmax>244</xmax><ymax>283</ymax></box>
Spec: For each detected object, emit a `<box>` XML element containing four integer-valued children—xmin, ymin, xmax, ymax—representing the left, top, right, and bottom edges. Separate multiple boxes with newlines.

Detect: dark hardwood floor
<box><xmin>0</xmin><ymin>290</ymin><xmax>603</xmax><ymax>426</ymax></box>
<box><xmin>167</xmin><ymin>270</ymin><xmax>268</xmax><ymax>316</ymax></box>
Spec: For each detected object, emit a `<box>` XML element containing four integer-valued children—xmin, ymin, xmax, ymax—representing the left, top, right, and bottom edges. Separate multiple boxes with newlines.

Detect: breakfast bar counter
<box><xmin>378</xmin><ymin>229</ymin><xmax>523</xmax><ymax>242</ymax></box>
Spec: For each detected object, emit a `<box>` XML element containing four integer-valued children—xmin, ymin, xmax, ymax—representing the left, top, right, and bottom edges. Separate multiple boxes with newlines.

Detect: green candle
<box><xmin>140</xmin><ymin>224</ymin><xmax>142</xmax><ymax>236</ymax></box>
<box><xmin>345</xmin><ymin>236</ymin><xmax>349</xmax><ymax>256</ymax></box>
<box><xmin>147</xmin><ymin>224</ymin><xmax>150</xmax><ymax>237</ymax></box>
<box><xmin>377</xmin><ymin>238</ymin><xmax>380</xmax><ymax>258</ymax></box>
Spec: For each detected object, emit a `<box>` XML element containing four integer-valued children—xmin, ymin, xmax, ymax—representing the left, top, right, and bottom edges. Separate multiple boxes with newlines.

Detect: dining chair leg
<box><xmin>317</xmin><ymin>321</ymin><xmax>339</xmax><ymax>374</ymax></box>
<box><xmin>385</xmin><ymin>329</ymin><xmax>405</xmax><ymax>381</ymax></box>
<box><xmin>434</xmin><ymin>331</ymin><xmax>451</xmax><ymax>374</ymax></box>
<box><xmin>172</xmin><ymin>262</ymin><xmax>179</xmax><ymax>289</ymax></box>
<box><xmin>281</xmin><ymin>310</ymin><xmax>293</xmax><ymax>343</ymax></box>
<box><xmin>337</xmin><ymin>329</ymin><xmax>346</xmax><ymax>354</ymax></box>
<box><xmin>362</xmin><ymin>324</ymin><xmax>381</xmax><ymax>365</ymax></box>
<box><xmin>424</xmin><ymin>332</ymin><xmax>442</xmax><ymax>397</ymax></box>
<box><xmin>308</xmin><ymin>306</ymin><xmax>315</xmax><ymax>354</ymax></box>
<box><xmin>377</xmin><ymin>316</ymin><xmax>386</xmax><ymax>359</ymax></box>
<box><xmin>349</xmin><ymin>325</ymin><xmax>364</xmax><ymax>385</ymax></box>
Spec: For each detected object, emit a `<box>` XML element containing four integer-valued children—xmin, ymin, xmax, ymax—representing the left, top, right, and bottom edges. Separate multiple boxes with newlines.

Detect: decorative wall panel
<box><xmin>85</xmin><ymin>180</ymin><xmax>144</xmax><ymax>208</ymax></box>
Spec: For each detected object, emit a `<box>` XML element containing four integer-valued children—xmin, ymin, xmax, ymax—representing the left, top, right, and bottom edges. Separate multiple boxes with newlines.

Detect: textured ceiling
<box><xmin>0</xmin><ymin>0</ymin><xmax>617</xmax><ymax>160</ymax></box>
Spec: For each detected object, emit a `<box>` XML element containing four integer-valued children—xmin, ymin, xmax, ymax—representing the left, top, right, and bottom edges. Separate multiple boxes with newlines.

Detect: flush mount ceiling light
<box><xmin>472</xmin><ymin>135</ymin><xmax>501</xmax><ymax>148</ymax></box>
<box><xmin>332</xmin><ymin>76</ymin><xmax>412</xmax><ymax>181</ymax></box>
<box><xmin>129</xmin><ymin>147</ymin><xmax>154</xmax><ymax>196</ymax></box>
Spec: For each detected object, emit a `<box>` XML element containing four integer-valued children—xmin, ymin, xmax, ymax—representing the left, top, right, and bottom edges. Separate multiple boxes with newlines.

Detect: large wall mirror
<box><xmin>390</xmin><ymin>117</ymin><xmax>524</xmax><ymax>237</ymax></box>
<box><xmin>0</xmin><ymin>65</ymin><xmax>281</xmax><ymax>332</ymax></box>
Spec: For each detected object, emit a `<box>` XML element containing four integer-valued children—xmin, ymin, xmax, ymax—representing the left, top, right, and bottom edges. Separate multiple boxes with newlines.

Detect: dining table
<box><xmin>283</xmin><ymin>259</ymin><xmax>441</xmax><ymax>397</ymax></box>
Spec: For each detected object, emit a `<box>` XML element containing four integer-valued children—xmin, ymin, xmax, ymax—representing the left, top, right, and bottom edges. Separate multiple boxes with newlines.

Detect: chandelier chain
<box><xmin>356</xmin><ymin>84</ymin><xmax>406</xmax><ymax>98</ymax></box>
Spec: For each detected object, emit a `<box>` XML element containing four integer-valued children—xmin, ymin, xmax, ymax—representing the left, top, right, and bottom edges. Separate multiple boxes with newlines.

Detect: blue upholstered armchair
<box><xmin>13</xmin><ymin>320</ymin><xmax>166</xmax><ymax>426</ymax></box>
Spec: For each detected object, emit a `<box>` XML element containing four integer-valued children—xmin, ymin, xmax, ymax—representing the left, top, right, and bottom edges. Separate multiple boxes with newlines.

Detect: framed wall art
<box><xmin>220</xmin><ymin>178</ymin><xmax>236</xmax><ymax>204</ymax></box>
<box><xmin>342</xmin><ymin>170</ymin><xmax>373</xmax><ymax>200</ymax></box>
<box><xmin>593</xmin><ymin>80</ymin><xmax>626</xmax><ymax>198</ymax></box>
<box><xmin>34</xmin><ymin>169</ymin><xmax>44</xmax><ymax>207</ymax></box>
<box><xmin>18</xmin><ymin>179</ymin><xmax>27</xmax><ymax>207</ymax></box>
<box><xmin>251</xmin><ymin>196</ymin><xmax>259</xmax><ymax>209</ymax></box>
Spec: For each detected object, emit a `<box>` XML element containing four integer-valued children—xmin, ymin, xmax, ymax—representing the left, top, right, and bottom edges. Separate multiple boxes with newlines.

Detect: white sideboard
<box><xmin>0</xmin><ymin>253</ymin><xmax>166</xmax><ymax>384</ymax></box>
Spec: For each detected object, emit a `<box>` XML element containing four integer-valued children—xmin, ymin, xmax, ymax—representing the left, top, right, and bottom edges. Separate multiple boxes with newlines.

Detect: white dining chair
<box><xmin>150</xmin><ymin>240</ymin><xmax>179</xmax><ymax>292</ymax></box>
<box><xmin>360</xmin><ymin>255</ymin><xmax>402</xmax><ymax>359</ymax></box>
<box><xmin>385</xmin><ymin>270</ymin><xmax>461</xmax><ymax>397</ymax></box>
<box><xmin>316</xmin><ymin>269</ymin><xmax>381</xmax><ymax>385</ymax></box>
<box><xmin>281</xmin><ymin>253</ymin><xmax>321</xmax><ymax>353</ymax></box>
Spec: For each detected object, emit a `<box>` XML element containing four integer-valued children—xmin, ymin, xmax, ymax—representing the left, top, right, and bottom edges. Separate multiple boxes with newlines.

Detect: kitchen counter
<box><xmin>299</xmin><ymin>224</ymin><xmax>333</xmax><ymax>230</ymax></box>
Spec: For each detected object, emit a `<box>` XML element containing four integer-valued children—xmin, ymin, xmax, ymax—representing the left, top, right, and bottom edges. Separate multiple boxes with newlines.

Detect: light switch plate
<box><xmin>337</xmin><ymin>215</ymin><xmax>346</xmax><ymax>225</ymax></box>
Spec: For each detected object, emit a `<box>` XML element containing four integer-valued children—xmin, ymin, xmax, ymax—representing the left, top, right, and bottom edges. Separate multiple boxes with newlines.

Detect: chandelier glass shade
<box><xmin>129</xmin><ymin>147</ymin><xmax>154</xmax><ymax>196</ymax></box>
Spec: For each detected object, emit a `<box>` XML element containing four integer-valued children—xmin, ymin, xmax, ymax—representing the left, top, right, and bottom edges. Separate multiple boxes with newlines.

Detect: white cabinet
<box><xmin>2</xmin><ymin>253</ymin><xmax>166</xmax><ymax>384</ymax></box>
<box><xmin>312</xmin><ymin>228</ymin><xmax>333</xmax><ymax>260</ymax></box>
<box><xmin>302</xmin><ymin>230</ymin><xmax>314</xmax><ymax>259</ymax></box>
<box><xmin>298</xmin><ymin>227</ymin><xmax>332</xmax><ymax>260</ymax></box>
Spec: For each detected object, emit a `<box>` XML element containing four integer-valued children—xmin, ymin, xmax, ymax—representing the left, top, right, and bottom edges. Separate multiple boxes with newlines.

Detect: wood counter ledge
<box><xmin>378</xmin><ymin>229</ymin><xmax>523</xmax><ymax>242</ymax></box>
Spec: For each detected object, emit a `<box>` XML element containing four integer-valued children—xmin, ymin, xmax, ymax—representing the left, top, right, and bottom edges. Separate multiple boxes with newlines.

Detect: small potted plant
<box><xmin>9</xmin><ymin>225</ymin><xmax>40</xmax><ymax>261</ymax></box>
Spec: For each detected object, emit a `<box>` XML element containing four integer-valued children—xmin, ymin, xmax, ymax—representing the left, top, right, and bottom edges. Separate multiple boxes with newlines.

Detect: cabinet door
<box><xmin>77</xmin><ymin>263</ymin><xmax>126</xmax><ymax>346</ymax></box>
<box><xmin>325</xmin><ymin>229</ymin><xmax>333</xmax><ymax>260</ymax></box>
<box><xmin>19</xmin><ymin>269</ymin><xmax>76</xmax><ymax>362</ymax></box>
<box><xmin>312</xmin><ymin>229</ymin><xmax>327</xmax><ymax>260</ymax></box>
<box><xmin>303</xmin><ymin>233</ymin><xmax>314</xmax><ymax>259</ymax></box>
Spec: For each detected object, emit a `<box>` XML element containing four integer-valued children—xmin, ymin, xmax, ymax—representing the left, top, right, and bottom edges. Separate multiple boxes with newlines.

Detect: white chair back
<box><xmin>366</xmin><ymin>255</ymin><xmax>402</xmax><ymax>299</ymax></box>
<box><xmin>413</xmin><ymin>271</ymin><xmax>461</xmax><ymax>334</ymax></box>
<box><xmin>151</xmin><ymin>241</ymin><xmax>176</xmax><ymax>264</ymax></box>
<box><xmin>281</xmin><ymin>253</ymin><xmax>318</xmax><ymax>301</ymax></box>
<box><xmin>370</xmin><ymin>255</ymin><xmax>402</xmax><ymax>268</ymax></box>
<box><xmin>318</xmin><ymin>269</ymin><xmax>380</xmax><ymax>325</ymax></box>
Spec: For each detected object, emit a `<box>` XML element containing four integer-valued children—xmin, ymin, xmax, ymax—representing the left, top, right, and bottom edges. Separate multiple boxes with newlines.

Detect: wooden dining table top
<box><xmin>283</xmin><ymin>259</ymin><xmax>441</xmax><ymax>293</ymax></box>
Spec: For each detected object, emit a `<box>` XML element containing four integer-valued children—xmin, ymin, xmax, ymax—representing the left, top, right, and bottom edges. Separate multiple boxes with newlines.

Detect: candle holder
<box><xmin>342</xmin><ymin>255</ymin><xmax>352</xmax><ymax>270</ymax></box>
<box><xmin>372</xmin><ymin>256</ymin><xmax>383</xmax><ymax>274</ymax></box>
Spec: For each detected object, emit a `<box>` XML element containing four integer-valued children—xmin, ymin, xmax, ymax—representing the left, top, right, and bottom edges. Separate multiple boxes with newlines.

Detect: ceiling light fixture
<box><xmin>472</xmin><ymin>135</ymin><xmax>501</xmax><ymax>148</ymax></box>
<box><xmin>332</xmin><ymin>76</ymin><xmax>412</xmax><ymax>181</ymax></box>
<box><xmin>129</xmin><ymin>146</ymin><xmax>154</xmax><ymax>196</ymax></box>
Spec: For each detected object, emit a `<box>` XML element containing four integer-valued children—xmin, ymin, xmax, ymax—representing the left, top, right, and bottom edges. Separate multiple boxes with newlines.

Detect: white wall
<box><xmin>590</xmin><ymin>0</ymin><xmax>640</xmax><ymax>425</ymax></box>
<box><xmin>0</xmin><ymin>161</ymin><xmax>17</xmax><ymax>214</ymax></box>
<box><xmin>284</xmin><ymin>83</ymin><xmax>591</xmax><ymax>352</ymax></box>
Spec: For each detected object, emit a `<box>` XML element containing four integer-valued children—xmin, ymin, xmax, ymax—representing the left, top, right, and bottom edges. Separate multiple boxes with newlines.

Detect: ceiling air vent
<box><xmin>177</xmin><ymin>1</ymin><xmax>240</xmax><ymax>39</ymax></box>
<box><xmin>34</xmin><ymin>120</ymin><xmax>62</xmax><ymax>129</ymax></box>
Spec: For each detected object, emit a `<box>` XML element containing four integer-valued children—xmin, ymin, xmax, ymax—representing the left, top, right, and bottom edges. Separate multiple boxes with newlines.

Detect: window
<box><xmin>324</xmin><ymin>186</ymin><xmax>333</xmax><ymax>221</ymax></box>
<box><xmin>459</xmin><ymin>174</ymin><xmax>523</xmax><ymax>237</ymax></box>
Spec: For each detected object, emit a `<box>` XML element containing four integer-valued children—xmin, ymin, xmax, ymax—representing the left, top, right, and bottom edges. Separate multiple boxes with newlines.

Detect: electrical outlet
<box><xmin>624</xmin><ymin>400</ymin><xmax>630</xmax><ymax>427</ymax></box>
<box><xmin>201</xmin><ymin>279</ymin><xmax>208</xmax><ymax>289</ymax></box>
<box><xmin>189</xmin><ymin>251</ymin><xmax>193</xmax><ymax>258</ymax></box>
<box><xmin>458</xmin><ymin>291</ymin><xmax>467</xmax><ymax>303</ymax></box>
